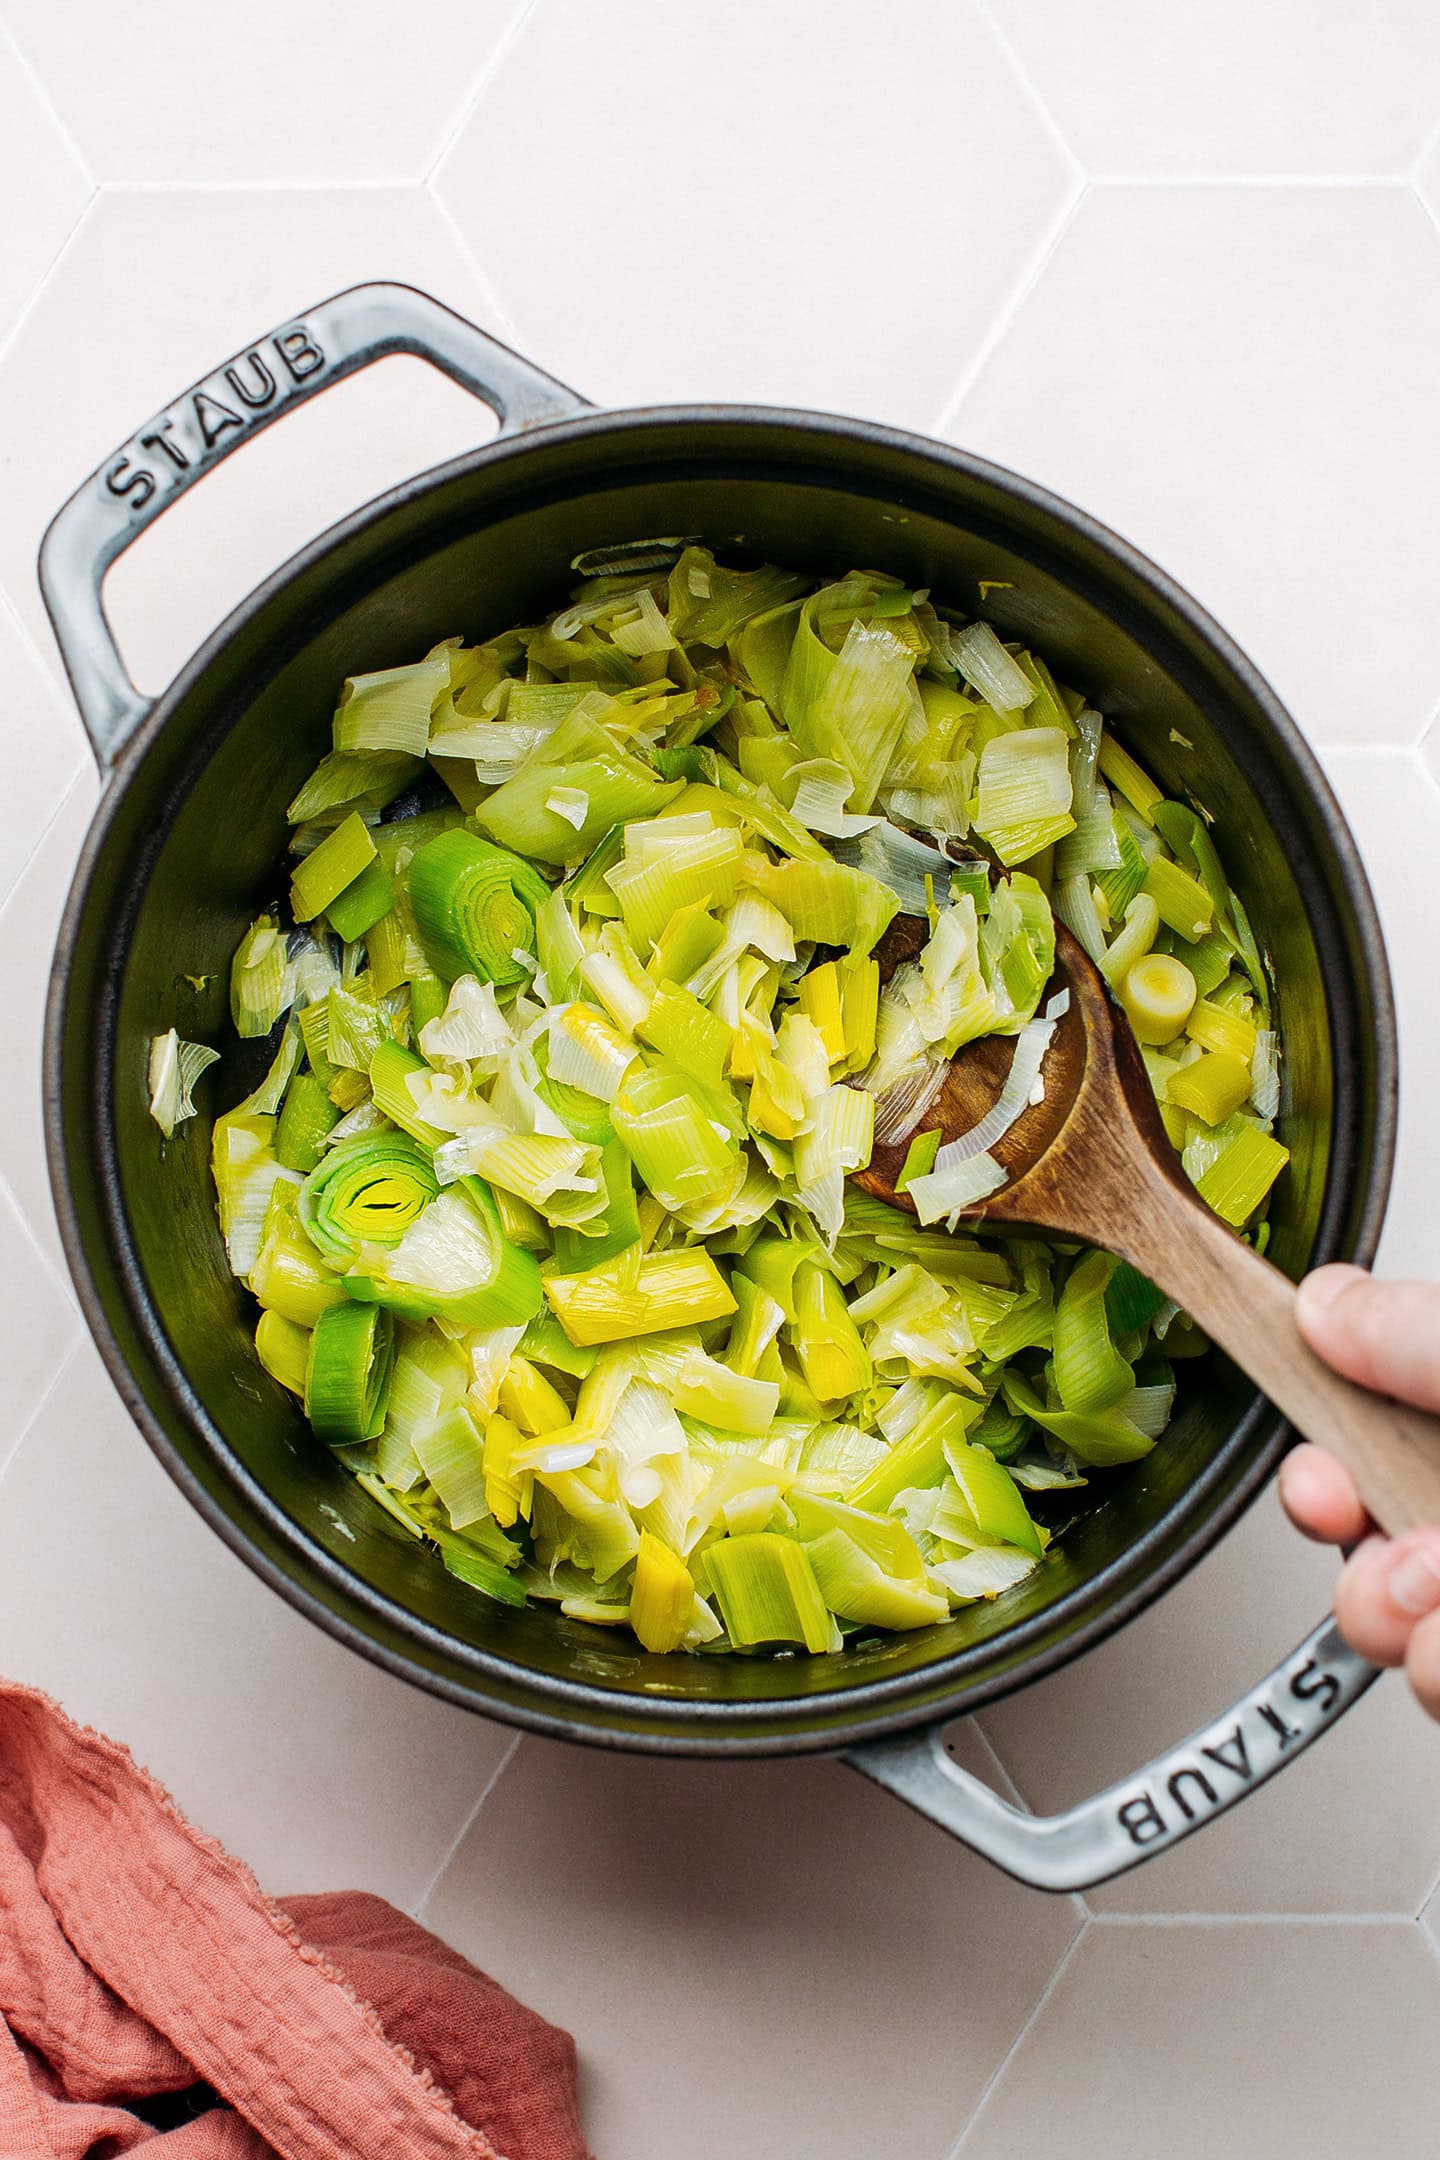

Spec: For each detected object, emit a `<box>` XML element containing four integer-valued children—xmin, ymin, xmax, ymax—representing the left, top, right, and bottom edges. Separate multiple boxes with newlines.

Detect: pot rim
<box><xmin>43</xmin><ymin>400</ymin><xmax>1398</xmax><ymax>1755</ymax></box>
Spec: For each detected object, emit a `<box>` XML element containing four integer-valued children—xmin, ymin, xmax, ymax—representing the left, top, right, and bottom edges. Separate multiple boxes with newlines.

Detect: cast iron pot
<box><xmin>41</xmin><ymin>283</ymin><xmax>1392</xmax><ymax>1892</ymax></box>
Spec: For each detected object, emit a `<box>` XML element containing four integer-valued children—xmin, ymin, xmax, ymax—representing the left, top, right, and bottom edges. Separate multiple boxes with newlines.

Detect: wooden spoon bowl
<box><xmin>858</xmin><ymin>909</ymin><xmax>1440</xmax><ymax>1537</ymax></box>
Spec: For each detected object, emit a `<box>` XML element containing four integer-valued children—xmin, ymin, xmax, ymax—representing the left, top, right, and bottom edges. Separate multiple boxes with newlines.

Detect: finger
<box><xmin>1278</xmin><ymin>1444</ymin><xmax>1370</xmax><ymax>1546</ymax></box>
<box><xmin>1334</xmin><ymin>1530</ymin><xmax>1440</xmax><ymax>1668</ymax></box>
<box><xmin>1296</xmin><ymin>1266</ymin><xmax>1440</xmax><ymax>1413</ymax></box>
<box><xmin>1406</xmin><ymin>1609</ymin><xmax>1440</xmax><ymax>1723</ymax></box>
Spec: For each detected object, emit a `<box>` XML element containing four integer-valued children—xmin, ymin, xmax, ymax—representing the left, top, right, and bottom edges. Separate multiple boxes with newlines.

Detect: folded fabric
<box><xmin>0</xmin><ymin>1677</ymin><xmax>590</xmax><ymax>2159</ymax></box>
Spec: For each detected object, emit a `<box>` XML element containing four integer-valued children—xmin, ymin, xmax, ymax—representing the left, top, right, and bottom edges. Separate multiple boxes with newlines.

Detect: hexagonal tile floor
<box><xmin>3</xmin><ymin>4</ymin><xmax>1439</xmax><ymax>2153</ymax></box>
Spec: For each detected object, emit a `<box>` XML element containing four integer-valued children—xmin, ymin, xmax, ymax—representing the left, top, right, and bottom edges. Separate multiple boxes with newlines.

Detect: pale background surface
<box><xmin>1</xmin><ymin>4</ymin><xmax>1438</xmax><ymax>2153</ymax></box>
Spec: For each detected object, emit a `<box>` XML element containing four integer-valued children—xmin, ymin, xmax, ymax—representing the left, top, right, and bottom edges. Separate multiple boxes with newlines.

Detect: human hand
<box><xmin>1280</xmin><ymin>1264</ymin><xmax>1440</xmax><ymax>1718</ymax></box>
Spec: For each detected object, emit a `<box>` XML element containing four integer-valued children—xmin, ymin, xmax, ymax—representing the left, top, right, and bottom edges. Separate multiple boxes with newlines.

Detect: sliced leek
<box><xmin>199</xmin><ymin>550</ymin><xmax>1286</xmax><ymax>1661</ymax></box>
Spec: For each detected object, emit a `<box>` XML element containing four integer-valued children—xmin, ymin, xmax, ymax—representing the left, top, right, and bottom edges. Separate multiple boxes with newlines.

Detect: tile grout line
<box><xmin>1408</xmin><ymin>116</ymin><xmax>1440</xmax><ymax>187</ymax></box>
<box><xmin>1408</xmin><ymin>171</ymin><xmax>1440</xmax><ymax>250</ymax></box>
<box><xmin>965</xmin><ymin>1715</ymin><xmax>1091</xmax><ymax>1926</ymax></box>
<box><xmin>0</xmin><ymin>1338</ymin><xmax>79</xmax><ymax>1490</ymax></box>
<box><xmin>970</xmin><ymin>0</ymin><xmax>1084</xmax><ymax>179</ymax></box>
<box><xmin>945</xmin><ymin>1916</ymin><xmax>1090</xmax><ymax>2158</ymax></box>
<box><xmin>0</xmin><ymin>14</ymin><xmax>98</xmax><ymax>190</ymax></box>
<box><xmin>107</xmin><ymin>177</ymin><xmax>425</xmax><ymax>194</ymax></box>
<box><xmin>0</xmin><ymin>767</ymin><xmax>91</xmax><ymax>944</ymax></box>
<box><xmin>1090</xmin><ymin>1909</ymin><xmax>1419</xmax><ymax>1928</ymax></box>
<box><xmin>1416</xmin><ymin>1916</ymin><xmax>1440</xmax><ymax>1975</ymax></box>
<box><xmin>932</xmin><ymin>176</ymin><xmax>1088</xmax><ymax>442</ymax></box>
<box><xmin>0</xmin><ymin>1159</ymin><xmax>82</xmax><ymax>1317</ymax></box>
<box><xmin>411</xmin><ymin>1733</ymin><xmax>521</xmax><ymax>1923</ymax></box>
<box><xmin>1413</xmin><ymin>1857</ymin><xmax>1440</xmax><ymax>1927</ymax></box>
<box><xmin>1088</xmin><ymin>172</ymin><xmax>1411</xmax><ymax>190</ymax></box>
<box><xmin>425</xmin><ymin>0</ymin><xmax>542</xmax><ymax>185</ymax></box>
<box><xmin>426</xmin><ymin>187</ymin><xmax>526</xmax><ymax>352</ymax></box>
<box><xmin>0</xmin><ymin>184</ymin><xmax>100</xmax><ymax>386</ymax></box>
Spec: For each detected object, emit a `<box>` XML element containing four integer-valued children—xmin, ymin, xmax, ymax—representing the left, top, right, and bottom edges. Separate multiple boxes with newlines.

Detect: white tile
<box><xmin>950</xmin><ymin>185</ymin><xmax>1440</xmax><ymax>749</ymax></box>
<box><xmin>0</xmin><ymin>188</ymin><xmax>507</xmax><ymax>696</ymax></box>
<box><xmin>0</xmin><ymin>590</ymin><xmax>86</xmax><ymax>908</ymax></box>
<box><xmin>424</xmin><ymin>1727</ymin><xmax>1080</xmax><ymax>2160</ymax></box>
<box><xmin>2</xmin><ymin>0</ymin><xmax>527</xmax><ymax>184</ymax></box>
<box><xmin>437</xmin><ymin>0</ymin><xmax>1077</xmax><ymax>426</ymax></box>
<box><xmin>0</xmin><ymin>27</ymin><xmax>89</xmax><ymax>342</ymax></box>
<box><xmin>1321</xmin><ymin>747</ymin><xmax>1440</xmax><ymax>1281</ymax></box>
<box><xmin>988</xmin><ymin>0</ymin><xmax>1440</xmax><ymax>176</ymax></box>
<box><xmin>0</xmin><ymin>1334</ymin><xmax>515</xmax><ymax>1906</ymax></box>
<box><xmin>961</xmin><ymin>1919</ymin><xmax>1440</xmax><ymax>2158</ymax></box>
<box><xmin>0</xmin><ymin>773</ymin><xmax>98</xmax><ymax>1277</ymax></box>
<box><xmin>0</xmin><ymin>1174</ymin><xmax>77</xmax><ymax>1465</ymax></box>
<box><xmin>978</xmin><ymin>1482</ymin><xmax>1440</xmax><ymax>1915</ymax></box>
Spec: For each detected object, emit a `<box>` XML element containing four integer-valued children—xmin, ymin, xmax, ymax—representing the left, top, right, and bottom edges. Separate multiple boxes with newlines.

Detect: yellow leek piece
<box><xmin>255</xmin><ymin>1310</ymin><xmax>309</xmax><ymax>1397</ymax></box>
<box><xmin>728</xmin><ymin>1014</ymin><xmax>764</xmax><ymax>1083</ymax></box>
<box><xmin>534</xmin><ymin>1464</ymin><xmax>640</xmax><ymax>1581</ymax></box>
<box><xmin>648</xmin><ymin>898</ymin><xmax>724</xmax><ymax>986</ymax></box>
<box><xmin>724</xmin><ymin>1275</ymin><xmax>786</xmax><ymax>1378</ymax></box>
<box><xmin>1186</xmin><ymin>995</ymin><xmax>1257</xmax><ymax>1063</ymax></box>
<box><xmin>482</xmin><ymin>1412</ymin><xmax>533</xmax><ymax>1528</ymax></box>
<box><xmin>1121</xmin><ymin>953</ymin><xmax>1198</xmax><ymax>1046</ymax></box>
<box><xmin>746</xmin><ymin>1038</ymin><xmax>806</xmax><ymax>1141</ymax></box>
<box><xmin>635</xmin><ymin>982</ymin><xmax>732</xmax><ymax>1089</ymax></box>
<box><xmin>290</xmin><ymin>811</ymin><xmax>377</xmax><ymax>923</ymax></box>
<box><xmin>544</xmin><ymin>1247</ymin><xmax>737</xmax><ymax>1346</ymax></box>
<box><xmin>799</xmin><ymin>961</ymin><xmax>847</xmax><ymax>1064</ymax></box>
<box><xmin>1099</xmin><ymin>892</ymin><xmax>1160</xmax><ymax>988</ymax></box>
<box><xmin>498</xmin><ymin>1354</ymin><xmax>571</xmax><ymax>1435</ymax></box>
<box><xmin>806</xmin><ymin>1529</ymin><xmax>949</xmax><ymax>1630</ymax></box>
<box><xmin>1166</xmin><ymin>1050</ymin><xmax>1253</xmax><ymax>1127</ymax></box>
<box><xmin>630</xmin><ymin>1531</ymin><xmax>694</xmax><ymax>1653</ymax></box>
<box><xmin>249</xmin><ymin>1210</ymin><xmax>346</xmax><ymax>1327</ymax></box>
<box><xmin>670</xmin><ymin>1349</ymin><xmax>780</xmax><ymax>1435</ymax></box>
<box><xmin>840</xmin><ymin>956</ymin><xmax>879</xmax><ymax>1072</ymax></box>
<box><xmin>1097</xmin><ymin>736</ymin><xmax>1164</xmax><ymax>824</ymax></box>
<box><xmin>1141</xmin><ymin>856</ymin><xmax>1213</xmax><ymax>943</ymax></box>
<box><xmin>703</xmin><ymin>1532</ymin><xmax>835</xmax><ymax>1652</ymax></box>
<box><xmin>1160</xmin><ymin>1101</ymin><xmax>1190</xmax><ymax>1151</ymax></box>
<box><xmin>793</xmin><ymin>1262</ymin><xmax>872</xmax><ymax>1404</ymax></box>
<box><xmin>1195</xmin><ymin>1126</ymin><xmax>1290</xmax><ymax>1226</ymax></box>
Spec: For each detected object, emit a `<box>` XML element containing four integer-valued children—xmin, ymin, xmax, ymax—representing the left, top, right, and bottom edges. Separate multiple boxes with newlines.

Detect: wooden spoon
<box><xmin>855</xmin><ymin>905</ymin><xmax>1440</xmax><ymax>1536</ymax></box>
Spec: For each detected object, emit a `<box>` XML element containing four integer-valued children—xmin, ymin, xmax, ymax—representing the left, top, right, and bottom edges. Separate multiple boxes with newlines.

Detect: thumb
<box><xmin>1296</xmin><ymin>1266</ymin><xmax>1440</xmax><ymax>1415</ymax></box>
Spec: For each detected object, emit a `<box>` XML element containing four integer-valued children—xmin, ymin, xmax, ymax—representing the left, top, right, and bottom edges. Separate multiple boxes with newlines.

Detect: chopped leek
<box><xmin>409</xmin><ymin>830</ymin><xmax>551</xmax><ymax>989</ymax></box>
<box><xmin>545</xmin><ymin>1247</ymin><xmax>736</xmax><ymax>1345</ymax></box>
<box><xmin>198</xmin><ymin>553</ymin><xmax>1287</xmax><ymax>1662</ymax></box>
<box><xmin>290</xmin><ymin>812</ymin><xmax>377</xmax><ymax>923</ymax></box>
<box><xmin>1121</xmin><ymin>953</ymin><xmax>1198</xmax><ymax>1046</ymax></box>
<box><xmin>704</xmin><ymin>1532</ymin><xmax>836</xmax><ymax>1652</ymax></box>
<box><xmin>147</xmin><ymin>1030</ymin><xmax>219</xmax><ymax>1139</ymax></box>
<box><xmin>298</xmin><ymin>1133</ymin><xmax>438</xmax><ymax>1268</ymax></box>
<box><xmin>230</xmin><ymin>916</ymin><xmax>292</xmax><ymax>1038</ymax></box>
<box><xmin>306</xmin><ymin>1299</ymin><xmax>394</xmax><ymax>1446</ymax></box>
<box><xmin>1194</xmin><ymin>1126</ymin><xmax>1290</xmax><ymax>1225</ymax></box>
<box><xmin>974</xmin><ymin>728</ymin><xmax>1074</xmax><ymax>865</ymax></box>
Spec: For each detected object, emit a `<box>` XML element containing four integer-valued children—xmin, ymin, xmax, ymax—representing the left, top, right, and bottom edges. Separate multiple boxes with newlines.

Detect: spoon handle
<box><xmin>1123</xmin><ymin>1184</ymin><xmax>1440</xmax><ymax>1538</ymax></box>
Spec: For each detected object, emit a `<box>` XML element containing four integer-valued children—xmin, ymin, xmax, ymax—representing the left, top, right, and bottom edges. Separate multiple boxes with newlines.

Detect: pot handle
<box><xmin>38</xmin><ymin>279</ymin><xmax>591</xmax><ymax>771</ymax></box>
<box><xmin>844</xmin><ymin>1614</ymin><xmax>1376</xmax><ymax>1892</ymax></box>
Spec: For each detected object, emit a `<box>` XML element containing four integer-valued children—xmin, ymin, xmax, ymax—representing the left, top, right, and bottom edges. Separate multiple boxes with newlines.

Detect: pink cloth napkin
<box><xmin>0</xmin><ymin>1678</ymin><xmax>590</xmax><ymax>2159</ymax></box>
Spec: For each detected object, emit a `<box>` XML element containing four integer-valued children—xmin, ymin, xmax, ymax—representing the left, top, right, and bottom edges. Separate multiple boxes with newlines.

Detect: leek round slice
<box><xmin>408</xmin><ymin>829</ymin><xmax>551</xmax><ymax>987</ymax></box>
<box><xmin>1120</xmin><ymin>952</ymin><xmax>1198</xmax><ymax>1046</ymax></box>
<box><xmin>298</xmin><ymin>1134</ymin><xmax>439</xmax><ymax>1269</ymax></box>
<box><xmin>305</xmin><ymin>1299</ymin><xmax>395</xmax><ymax>1445</ymax></box>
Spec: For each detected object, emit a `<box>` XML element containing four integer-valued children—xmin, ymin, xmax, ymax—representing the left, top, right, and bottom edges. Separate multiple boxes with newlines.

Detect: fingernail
<box><xmin>1297</xmin><ymin>1264</ymin><xmax>1366</xmax><ymax>1320</ymax></box>
<box><xmin>1386</xmin><ymin>1543</ymin><xmax>1440</xmax><ymax>1617</ymax></box>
